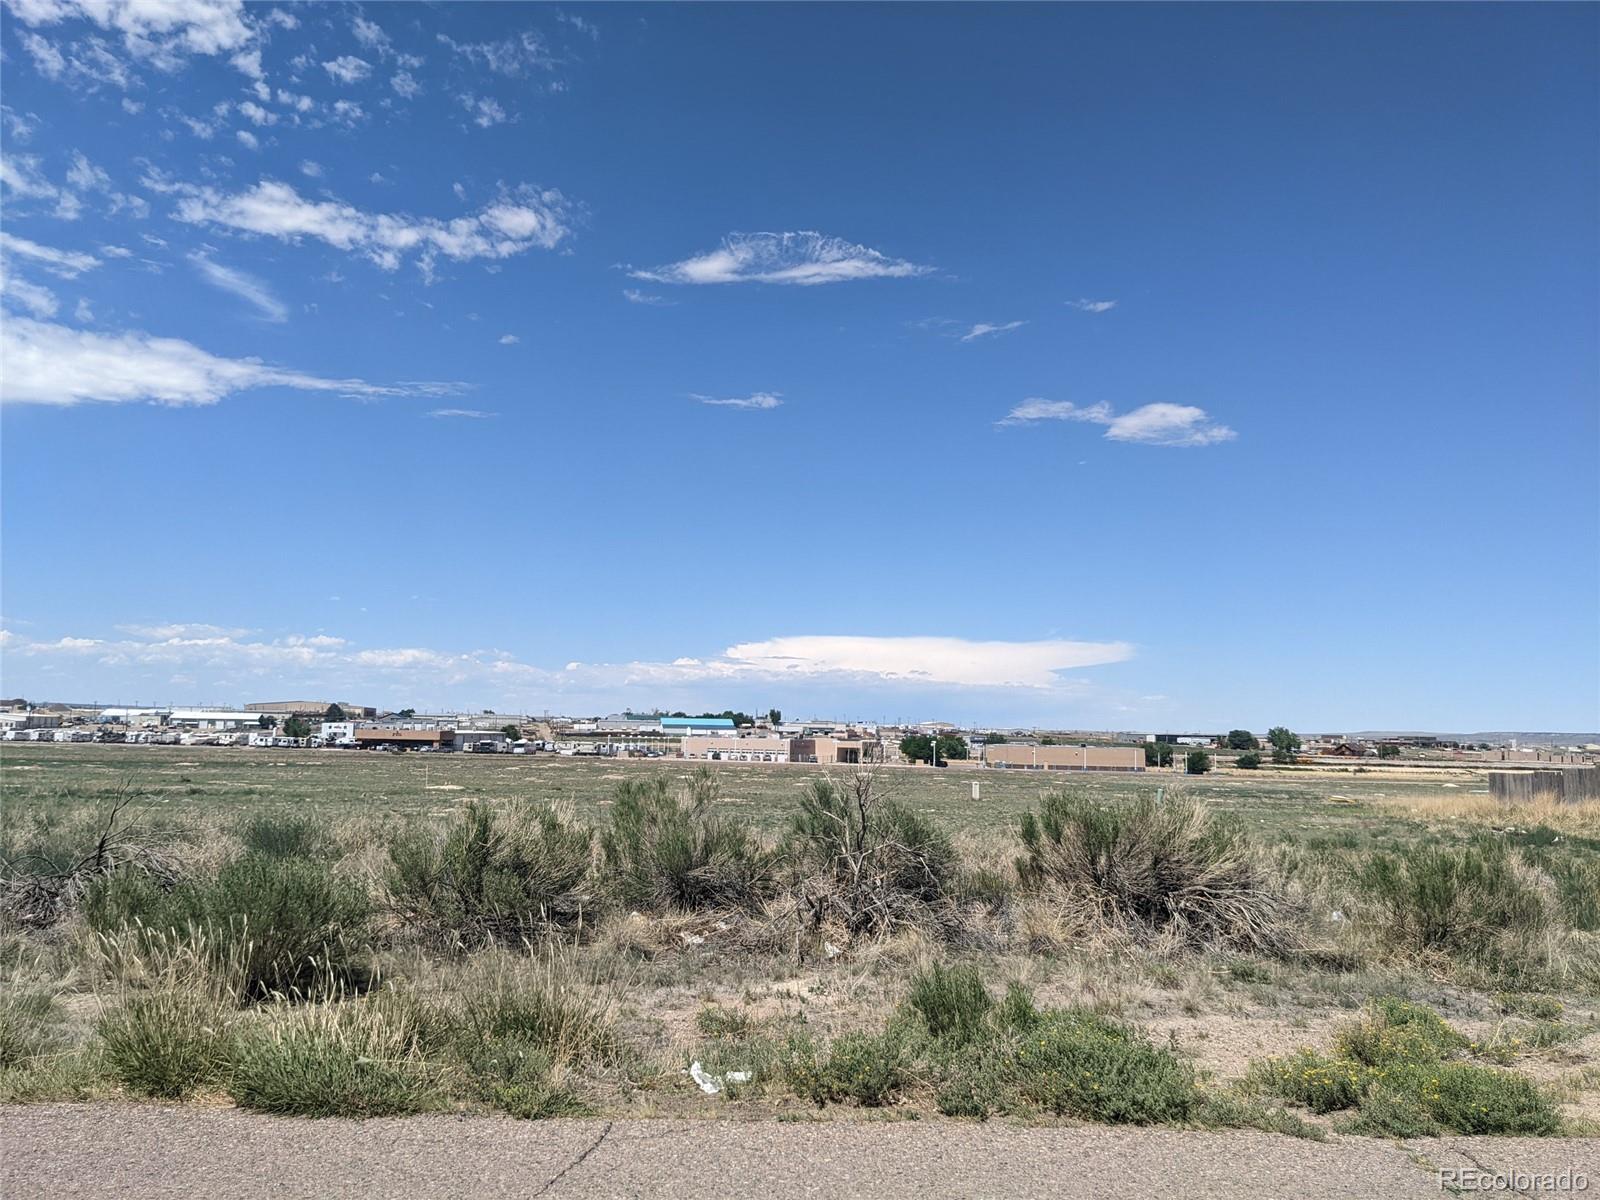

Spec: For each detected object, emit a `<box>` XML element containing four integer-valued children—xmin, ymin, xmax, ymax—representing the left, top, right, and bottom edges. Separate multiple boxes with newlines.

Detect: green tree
<box><xmin>1378</xmin><ymin>743</ymin><xmax>1400</xmax><ymax>759</ymax></box>
<box><xmin>283</xmin><ymin>716</ymin><xmax>311</xmax><ymax>739</ymax></box>
<box><xmin>257</xmin><ymin>715</ymin><xmax>274</xmax><ymax>730</ymax></box>
<box><xmin>899</xmin><ymin>734</ymin><xmax>933</xmax><ymax>763</ymax></box>
<box><xmin>1235</xmin><ymin>751</ymin><xmax>1262</xmax><ymax>770</ymax></box>
<box><xmin>1225</xmin><ymin>729</ymin><xmax>1259</xmax><ymax>751</ymax></box>
<box><xmin>501</xmin><ymin>724</ymin><xmax>521</xmax><ymax>741</ymax></box>
<box><xmin>1144</xmin><ymin>742</ymin><xmax>1173</xmax><ymax>767</ymax></box>
<box><xmin>937</xmin><ymin>734</ymin><xmax>969</xmax><ymax>761</ymax></box>
<box><xmin>395</xmin><ymin>709</ymin><xmax>416</xmax><ymax>719</ymax></box>
<box><xmin>324</xmin><ymin>704</ymin><xmax>346</xmax><ymax>722</ymax></box>
<box><xmin>1267</xmin><ymin>727</ymin><xmax>1301</xmax><ymax>764</ymax></box>
<box><xmin>1040</xmin><ymin>736</ymin><xmax>1058</xmax><ymax>746</ymax></box>
<box><xmin>767</xmin><ymin>708</ymin><xmax>782</xmax><ymax>726</ymax></box>
<box><xmin>983</xmin><ymin>732</ymin><xmax>1008</xmax><ymax>746</ymax></box>
<box><xmin>1186</xmin><ymin>749</ymin><xmax>1212</xmax><ymax>775</ymax></box>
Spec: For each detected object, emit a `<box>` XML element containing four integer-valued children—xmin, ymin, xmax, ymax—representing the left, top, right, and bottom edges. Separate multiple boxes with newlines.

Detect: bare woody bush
<box><xmin>1017</xmin><ymin>790</ymin><xmax>1298</xmax><ymax>955</ymax></box>
<box><xmin>786</xmin><ymin>771</ymin><xmax>966</xmax><ymax>944</ymax></box>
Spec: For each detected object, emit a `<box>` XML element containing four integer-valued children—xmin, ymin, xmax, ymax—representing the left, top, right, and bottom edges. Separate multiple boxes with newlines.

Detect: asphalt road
<box><xmin>3</xmin><ymin>1105</ymin><xmax>1597</xmax><ymax>1199</ymax></box>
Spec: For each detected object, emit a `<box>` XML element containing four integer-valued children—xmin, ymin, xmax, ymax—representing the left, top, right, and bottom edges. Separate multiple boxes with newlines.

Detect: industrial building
<box><xmin>984</xmin><ymin>744</ymin><xmax>1143</xmax><ymax>772</ymax></box>
<box><xmin>166</xmin><ymin>710</ymin><xmax>261</xmax><ymax>730</ymax></box>
<box><xmin>660</xmin><ymin>716</ymin><xmax>738</xmax><ymax>735</ymax></box>
<box><xmin>679</xmin><ymin>735</ymin><xmax>879</xmax><ymax>765</ymax></box>
<box><xmin>247</xmin><ymin>701</ymin><xmax>377</xmax><ymax>719</ymax></box>
<box><xmin>353</xmin><ymin>728</ymin><xmax>456</xmax><ymax>751</ymax></box>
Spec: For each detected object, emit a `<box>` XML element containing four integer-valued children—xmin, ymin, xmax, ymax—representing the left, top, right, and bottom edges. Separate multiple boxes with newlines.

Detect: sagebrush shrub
<box><xmin>1017</xmin><ymin>791</ymin><xmax>1295</xmax><ymax>954</ymax></box>
<box><xmin>1359</xmin><ymin>838</ymin><xmax>1550</xmax><ymax>959</ymax></box>
<box><xmin>1010</xmin><ymin>1009</ymin><xmax>1196</xmax><ymax>1124</ymax></box>
<box><xmin>237</xmin><ymin>813</ymin><xmax>329</xmax><ymax>860</ymax></box>
<box><xmin>454</xmin><ymin>950</ymin><xmax>618</xmax><ymax>1067</ymax></box>
<box><xmin>600</xmin><ymin>771</ymin><xmax>773</xmax><ymax>912</ymax></box>
<box><xmin>388</xmin><ymin>801</ymin><xmax>592</xmax><ymax>944</ymax></box>
<box><xmin>907</xmin><ymin>962</ymin><xmax>992</xmax><ymax>1043</ymax></box>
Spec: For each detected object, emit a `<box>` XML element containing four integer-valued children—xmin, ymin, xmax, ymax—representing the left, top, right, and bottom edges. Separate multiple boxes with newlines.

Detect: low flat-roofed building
<box><xmin>247</xmin><ymin>701</ymin><xmax>377</xmax><ymax>719</ymax></box>
<box><xmin>790</xmin><ymin>736</ymin><xmax>877</xmax><ymax>765</ymax></box>
<box><xmin>682</xmin><ymin>735</ymin><xmax>791</xmax><ymax>762</ymax></box>
<box><xmin>167</xmin><ymin>710</ymin><xmax>259</xmax><ymax>730</ymax></box>
<box><xmin>354</xmin><ymin>728</ymin><xmax>456</xmax><ymax>751</ymax></box>
<box><xmin>661</xmin><ymin>716</ymin><xmax>738</xmax><ymax>735</ymax></box>
<box><xmin>0</xmin><ymin>712</ymin><xmax>63</xmax><ymax>730</ymax></box>
<box><xmin>985</xmin><ymin>744</ymin><xmax>1143</xmax><ymax>772</ymax></box>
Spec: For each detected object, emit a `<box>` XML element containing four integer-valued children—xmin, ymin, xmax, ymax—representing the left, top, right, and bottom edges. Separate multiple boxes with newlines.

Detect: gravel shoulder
<box><xmin>4</xmin><ymin>1104</ymin><xmax>1599</xmax><ymax>1199</ymax></box>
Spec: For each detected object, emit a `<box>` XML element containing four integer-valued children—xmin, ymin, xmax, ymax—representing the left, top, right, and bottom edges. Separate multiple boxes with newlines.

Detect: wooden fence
<box><xmin>1488</xmin><ymin>765</ymin><xmax>1600</xmax><ymax>806</ymax></box>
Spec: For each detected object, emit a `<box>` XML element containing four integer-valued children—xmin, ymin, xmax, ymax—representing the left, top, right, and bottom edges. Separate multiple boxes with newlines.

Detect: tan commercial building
<box><xmin>984</xmin><ymin>744</ymin><xmax>1143</xmax><ymax>772</ymax></box>
<box><xmin>680</xmin><ymin>735</ymin><xmax>882</xmax><ymax>765</ymax></box>
<box><xmin>354</xmin><ymin>728</ymin><xmax>455</xmax><ymax>751</ymax></box>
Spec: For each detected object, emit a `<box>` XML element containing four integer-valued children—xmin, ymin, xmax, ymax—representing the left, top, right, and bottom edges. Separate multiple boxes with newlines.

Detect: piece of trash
<box><xmin>1330</xmin><ymin>911</ymin><xmax>1344</xmax><ymax>922</ymax></box>
<box><xmin>679</xmin><ymin>931</ymin><xmax>706</xmax><ymax>947</ymax></box>
<box><xmin>689</xmin><ymin>1061</ymin><xmax>752</xmax><ymax>1094</ymax></box>
<box><xmin>715</xmin><ymin>920</ymin><xmax>731</xmax><ymax>932</ymax></box>
<box><xmin>824</xmin><ymin>941</ymin><xmax>842</xmax><ymax>959</ymax></box>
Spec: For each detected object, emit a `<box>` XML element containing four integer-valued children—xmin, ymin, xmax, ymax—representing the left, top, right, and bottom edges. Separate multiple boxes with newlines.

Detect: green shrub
<box><xmin>388</xmin><ymin>802</ymin><xmax>593</xmax><ymax>945</ymax></box>
<box><xmin>1016</xmin><ymin>792</ymin><xmax>1295</xmax><ymax>954</ymax></box>
<box><xmin>1248</xmin><ymin>1049</ymin><xmax>1366</xmax><ymax>1113</ymax></box>
<box><xmin>1234</xmin><ymin>752</ymin><xmax>1262</xmax><ymax>770</ymax></box>
<box><xmin>1411</xmin><ymin>1062</ymin><xmax>1560</xmax><ymax>1136</ymax></box>
<box><xmin>600</xmin><ymin>771</ymin><xmax>773</xmax><ymax>912</ymax></box>
<box><xmin>1333</xmin><ymin>996</ymin><xmax>1467</xmax><ymax>1067</ymax></box>
<box><xmin>98</xmin><ymin>989</ymin><xmax>233</xmax><ymax>1099</ymax></box>
<box><xmin>1343</xmin><ymin>1082</ymin><xmax>1442</xmax><ymax>1137</ymax></box>
<box><xmin>0</xmin><ymin>991</ymin><xmax>60</xmax><ymax>1068</ymax></box>
<box><xmin>907</xmin><ymin>962</ymin><xmax>992</xmax><ymax>1044</ymax></box>
<box><xmin>237</xmin><ymin>813</ymin><xmax>329</xmax><ymax>860</ymax></box>
<box><xmin>1011</xmin><ymin>1009</ymin><xmax>1196</xmax><ymax>1124</ymax></box>
<box><xmin>229</xmin><ymin>991</ymin><xmax>440</xmax><ymax>1117</ymax></box>
<box><xmin>1359</xmin><ymin>839</ymin><xmax>1549</xmax><ymax>960</ymax></box>
<box><xmin>696</xmin><ymin>1005</ymin><xmax>754</xmax><ymax>1041</ymax></box>
<box><xmin>823</xmin><ymin>1029</ymin><xmax>912</xmax><ymax>1106</ymax></box>
<box><xmin>86</xmin><ymin>852</ymin><xmax>370</xmax><ymax>1000</ymax></box>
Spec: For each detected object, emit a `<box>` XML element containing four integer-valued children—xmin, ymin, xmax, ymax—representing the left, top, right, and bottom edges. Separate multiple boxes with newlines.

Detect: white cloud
<box><xmin>2</xmin><ymin>628</ymin><xmax>1132</xmax><ymax>708</ymax></box>
<box><xmin>330</xmin><ymin>99</ymin><xmax>366</xmax><ymax>126</ymax></box>
<box><xmin>298</xmin><ymin>159</ymin><xmax>323</xmax><ymax>178</ymax></box>
<box><xmin>459</xmin><ymin>94</ymin><xmax>508</xmax><ymax>127</ymax></box>
<box><xmin>0</xmin><ymin>154</ymin><xmax>83</xmax><ymax>219</ymax></box>
<box><xmin>322</xmin><ymin>55</ymin><xmax>372</xmax><ymax>84</ymax></box>
<box><xmin>692</xmin><ymin>391</ymin><xmax>782</xmax><ymax>411</ymax></box>
<box><xmin>6</xmin><ymin>0</ymin><xmax>256</xmax><ymax>84</ymax></box>
<box><xmin>166</xmin><ymin>178</ymin><xmax>574</xmax><ymax>275</ymax></box>
<box><xmin>622</xmin><ymin>288</ymin><xmax>673</xmax><ymax>306</ymax></box>
<box><xmin>959</xmin><ymin>320</ymin><xmax>1026</xmax><ymax>343</ymax></box>
<box><xmin>390</xmin><ymin>71</ymin><xmax>421</xmax><ymax>99</ymax></box>
<box><xmin>632</xmin><ymin>231</ymin><xmax>931</xmax><ymax>286</ymax></box>
<box><xmin>73</xmin><ymin>296</ymin><xmax>93</xmax><ymax>322</ymax></box>
<box><xmin>0</xmin><ymin>231</ymin><xmax>99</xmax><ymax>277</ymax></box>
<box><xmin>1067</xmin><ymin>298</ymin><xmax>1117</xmax><ymax>313</ymax></box>
<box><xmin>436</xmin><ymin>30</ymin><xmax>550</xmax><ymax>75</ymax></box>
<box><xmin>188</xmin><ymin>251</ymin><xmax>287</xmax><ymax>321</ymax></box>
<box><xmin>0</xmin><ymin>315</ymin><xmax>463</xmax><ymax>407</ymax></box>
<box><xmin>0</xmin><ymin>267</ymin><xmax>60</xmax><ymax>317</ymax></box>
<box><xmin>351</xmin><ymin>14</ymin><xmax>390</xmax><ymax>53</ymax></box>
<box><xmin>18</xmin><ymin>30</ymin><xmax>135</xmax><ymax>89</ymax></box>
<box><xmin>235</xmin><ymin>128</ymin><xmax>258</xmax><ymax>150</ymax></box>
<box><xmin>427</xmin><ymin>408</ymin><xmax>495</xmax><ymax>419</ymax></box>
<box><xmin>237</xmin><ymin>99</ymin><xmax>276</xmax><ymax>126</ymax></box>
<box><xmin>497</xmin><ymin>334</ymin><xmax>519</xmax><ymax>345</ymax></box>
<box><xmin>1000</xmin><ymin>398</ymin><xmax>1236</xmax><ymax>447</ymax></box>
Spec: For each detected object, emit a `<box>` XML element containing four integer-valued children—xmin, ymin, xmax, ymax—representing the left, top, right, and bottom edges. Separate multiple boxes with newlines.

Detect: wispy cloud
<box><xmin>959</xmin><ymin>320</ymin><xmax>1026</xmax><ymax>343</ymax></box>
<box><xmin>322</xmin><ymin>55</ymin><xmax>372</xmax><ymax>85</ymax></box>
<box><xmin>188</xmin><ymin>251</ymin><xmax>288</xmax><ymax>322</ymax></box>
<box><xmin>622</xmin><ymin>288</ymin><xmax>672</xmax><ymax>306</ymax></box>
<box><xmin>1000</xmin><ymin>398</ymin><xmax>1236</xmax><ymax>447</ymax></box>
<box><xmin>692</xmin><ymin>391</ymin><xmax>783</xmax><ymax>411</ymax></box>
<box><xmin>164</xmin><ymin>178</ymin><xmax>574</xmax><ymax>278</ymax></box>
<box><xmin>427</xmin><ymin>408</ymin><xmax>496</xmax><ymax>419</ymax></box>
<box><xmin>1066</xmin><ymin>298</ymin><xmax>1117</xmax><ymax>313</ymax></box>
<box><xmin>0</xmin><ymin>232</ymin><xmax>98</xmax><ymax>277</ymax></box>
<box><xmin>497</xmin><ymin>334</ymin><xmax>519</xmax><ymax>345</ymax></box>
<box><xmin>632</xmin><ymin>231</ymin><xmax>931</xmax><ymax>287</ymax></box>
<box><xmin>459</xmin><ymin>94</ymin><xmax>509</xmax><ymax>128</ymax></box>
<box><xmin>0</xmin><ymin>316</ymin><xmax>464</xmax><ymax>407</ymax></box>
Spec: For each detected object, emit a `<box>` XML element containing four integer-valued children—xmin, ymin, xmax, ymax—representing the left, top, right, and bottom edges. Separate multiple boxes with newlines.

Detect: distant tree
<box><xmin>937</xmin><ymin>734</ymin><xmax>969</xmax><ymax>761</ymax></box>
<box><xmin>1225</xmin><ymin>729</ymin><xmax>1259</xmax><ymax>751</ymax></box>
<box><xmin>984</xmin><ymin>732</ymin><xmax>1008</xmax><ymax>745</ymax></box>
<box><xmin>767</xmin><ymin>708</ymin><xmax>782</xmax><ymax>726</ymax></box>
<box><xmin>501</xmin><ymin>724</ymin><xmax>521</xmax><ymax>740</ymax></box>
<box><xmin>396</xmin><ymin>709</ymin><xmax>416</xmax><ymax>719</ymax></box>
<box><xmin>899</xmin><ymin>733</ymin><xmax>933</xmax><ymax>764</ymax></box>
<box><xmin>1144</xmin><ymin>742</ymin><xmax>1174</xmax><ymax>767</ymax></box>
<box><xmin>257</xmin><ymin>714</ymin><xmax>274</xmax><ymax>730</ymax></box>
<box><xmin>1267</xmin><ymin>726</ymin><xmax>1302</xmax><ymax>764</ymax></box>
<box><xmin>1235</xmin><ymin>751</ymin><xmax>1262</xmax><ymax>770</ymax></box>
<box><xmin>1377</xmin><ymin>743</ymin><xmax>1400</xmax><ymax>759</ymax></box>
<box><xmin>1040</xmin><ymin>736</ymin><xmax>1058</xmax><ymax>746</ymax></box>
<box><xmin>324</xmin><ymin>704</ymin><xmax>346</xmax><ymax>722</ymax></box>
<box><xmin>1186</xmin><ymin>749</ymin><xmax>1213</xmax><ymax>775</ymax></box>
<box><xmin>283</xmin><ymin>716</ymin><xmax>311</xmax><ymax>738</ymax></box>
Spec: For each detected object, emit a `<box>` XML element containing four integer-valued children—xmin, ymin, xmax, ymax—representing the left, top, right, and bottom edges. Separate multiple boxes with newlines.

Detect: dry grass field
<box><xmin>2</xmin><ymin>743</ymin><xmax>1597</xmax><ymax>1138</ymax></box>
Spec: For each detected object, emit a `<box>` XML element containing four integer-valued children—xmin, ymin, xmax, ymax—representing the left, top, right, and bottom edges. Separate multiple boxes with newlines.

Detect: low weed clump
<box><xmin>0</xmin><ymin>990</ymin><xmax>61</xmax><ymax>1069</ymax></box>
<box><xmin>98</xmin><ymin>988</ymin><xmax>233</xmax><ymax>1099</ymax></box>
<box><xmin>228</xmin><ymin>989</ymin><xmax>443</xmax><ymax>1117</ymax></box>
<box><xmin>1248</xmin><ymin>997</ymin><xmax>1562</xmax><ymax>1136</ymax></box>
<box><xmin>600</xmin><ymin>772</ymin><xmax>774</xmax><ymax>913</ymax></box>
<box><xmin>459</xmin><ymin>1038</ymin><xmax>591</xmax><ymax>1119</ymax></box>
<box><xmin>387</xmin><ymin>801</ymin><xmax>593</xmax><ymax>946</ymax></box>
<box><xmin>1016</xmin><ymin>791</ymin><xmax>1296</xmax><ymax>955</ymax></box>
<box><xmin>237</xmin><ymin>812</ymin><xmax>330</xmax><ymax>860</ymax></box>
<box><xmin>453</xmin><ymin>948</ymin><xmax>620</xmax><ymax>1067</ymax></box>
<box><xmin>85</xmin><ymin>852</ymin><xmax>371</xmax><ymax>1000</ymax></box>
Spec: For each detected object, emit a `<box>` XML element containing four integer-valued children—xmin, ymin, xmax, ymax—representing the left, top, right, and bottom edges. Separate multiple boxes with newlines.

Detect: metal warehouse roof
<box><xmin>660</xmin><ymin>717</ymin><xmax>736</xmax><ymax>728</ymax></box>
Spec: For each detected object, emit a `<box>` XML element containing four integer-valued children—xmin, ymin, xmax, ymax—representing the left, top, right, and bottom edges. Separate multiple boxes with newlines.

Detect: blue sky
<box><xmin>1</xmin><ymin>2</ymin><xmax>1595</xmax><ymax>731</ymax></box>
